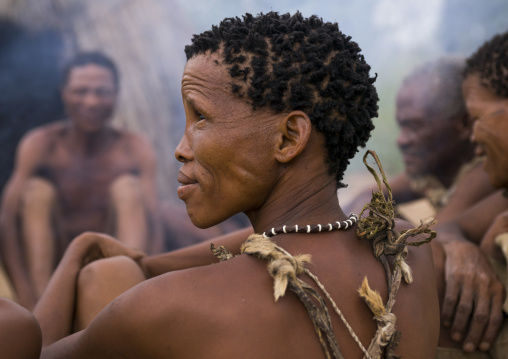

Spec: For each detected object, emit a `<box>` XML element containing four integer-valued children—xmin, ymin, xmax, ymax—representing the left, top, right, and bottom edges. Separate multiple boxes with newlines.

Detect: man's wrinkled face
<box><xmin>464</xmin><ymin>73</ymin><xmax>508</xmax><ymax>189</ymax></box>
<box><xmin>396</xmin><ymin>77</ymin><xmax>463</xmax><ymax>178</ymax></box>
<box><xmin>62</xmin><ymin>64</ymin><xmax>117</xmax><ymax>132</ymax></box>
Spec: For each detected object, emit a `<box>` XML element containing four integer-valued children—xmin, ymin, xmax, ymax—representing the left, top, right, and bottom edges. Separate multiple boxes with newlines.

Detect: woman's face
<box><xmin>175</xmin><ymin>53</ymin><xmax>280</xmax><ymax>228</ymax></box>
<box><xmin>463</xmin><ymin>73</ymin><xmax>508</xmax><ymax>189</ymax></box>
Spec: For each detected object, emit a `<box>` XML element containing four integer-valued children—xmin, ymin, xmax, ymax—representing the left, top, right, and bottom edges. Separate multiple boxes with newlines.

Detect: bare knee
<box><xmin>78</xmin><ymin>256</ymin><xmax>146</xmax><ymax>293</ymax></box>
<box><xmin>75</xmin><ymin>256</ymin><xmax>145</xmax><ymax>330</ymax></box>
<box><xmin>21</xmin><ymin>177</ymin><xmax>57</xmax><ymax>209</ymax></box>
<box><xmin>109</xmin><ymin>174</ymin><xmax>143</xmax><ymax>206</ymax></box>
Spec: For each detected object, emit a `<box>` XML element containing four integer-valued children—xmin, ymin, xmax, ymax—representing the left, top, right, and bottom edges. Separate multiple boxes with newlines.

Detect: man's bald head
<box><xmin>396</xmin><ymin>57</ymin><xmax>473</xmax><ymax>182</ymax></box>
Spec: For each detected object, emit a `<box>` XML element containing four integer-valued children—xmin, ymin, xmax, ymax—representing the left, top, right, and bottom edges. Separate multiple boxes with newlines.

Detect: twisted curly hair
<box><xmin>184</xmin><ymin>12</ymin><xmax>378</xmax><ymax>188</ymax></box>
<box><xmin>465</xmin><ymin>31</ymin><xmax>508</xmax><ymax>98</ymax></box>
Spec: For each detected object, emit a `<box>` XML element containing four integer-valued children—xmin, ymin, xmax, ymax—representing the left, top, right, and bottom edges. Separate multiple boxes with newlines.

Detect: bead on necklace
<box><xmin>262</xmin><ymin>213</ymin><xmax>358</xmax><ymax>238</ymax></box>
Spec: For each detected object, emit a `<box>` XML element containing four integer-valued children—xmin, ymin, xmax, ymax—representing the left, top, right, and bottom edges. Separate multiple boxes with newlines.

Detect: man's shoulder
<box><xmin>20</xmin><ymin>121</ymin><xmax>66</xmax><ymax>146</ymax></box>
<box><xmin>114</xmin><ymin>127</ymin><xmax>147</xmax><ymax>142</ymax></box>
<box><xmin>113</xmin><ymin>129</ymin><xmax>155</xmax><ymax>164</ymax></box>
<box><xmin>113</xmin><ymin>128</ymin><xmax>152</xmax><ymax>150</ymax></box>
<box><xmin>15</xmin><ymin>122</ymin><xmax>67</xmax><ymax>164</ymax></box>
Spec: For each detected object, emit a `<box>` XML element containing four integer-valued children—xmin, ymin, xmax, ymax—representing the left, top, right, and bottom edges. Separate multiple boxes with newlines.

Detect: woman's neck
<box><xmin>246</xmin><ymin>173</ymin><xmax>347</xmax><ymax>234</ymax></box>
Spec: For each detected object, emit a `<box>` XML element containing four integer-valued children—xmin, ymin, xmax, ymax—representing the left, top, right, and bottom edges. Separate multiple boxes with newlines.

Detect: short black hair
<box><xmin>465</xmin><ymin>31</ymin><xmax>508</xmax><ymax>98</ymax></box>
<box><xmin>60</xmin><ymin>51</ymin><xmax>119</xmax><ymax>89</ymax></box>
<box><xmin>402</xmin><ymin>56</ymin><xmax>466</xmax><ymax>120</ymax></box>
<box><xmin>185</xmin><ymin>12</ymin><xmax>378</xmax><ymax>188</ymax></box>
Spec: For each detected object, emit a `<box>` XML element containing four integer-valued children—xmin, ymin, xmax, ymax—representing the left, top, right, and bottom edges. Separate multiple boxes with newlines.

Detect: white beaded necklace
<box><xmin>262</xmin><ymin>212</ymin><xmax>358</xmax><ymax>238</ymax></box>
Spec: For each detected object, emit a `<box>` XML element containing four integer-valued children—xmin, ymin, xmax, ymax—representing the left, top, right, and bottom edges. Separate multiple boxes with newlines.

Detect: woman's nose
<box><xmin>175</xmin><ymin>134</ymin><xmax>193</xmax><ymax>163</ymax></box>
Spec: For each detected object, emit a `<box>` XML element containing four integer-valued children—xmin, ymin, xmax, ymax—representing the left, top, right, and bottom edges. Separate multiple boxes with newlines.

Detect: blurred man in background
<box><xmin>344</xmin><ymin>56</ymin><xmax>495</xmax><ymax>223</ymax></box>
<box><xmin>0</xmin><ymin>51</ymin><xmax>163</xmax><ymax>308</ymax></box>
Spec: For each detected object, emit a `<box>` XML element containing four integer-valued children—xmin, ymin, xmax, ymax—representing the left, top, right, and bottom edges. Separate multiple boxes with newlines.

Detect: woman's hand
<box><xmin>67</xmin><ymin>232</ymin><xmax>148</xmax><ymax>276</ymax></box>
<box><xmin>67</xmin><ymin>232</ymin><xmax>144</xmax><ymax>264</ymax></box>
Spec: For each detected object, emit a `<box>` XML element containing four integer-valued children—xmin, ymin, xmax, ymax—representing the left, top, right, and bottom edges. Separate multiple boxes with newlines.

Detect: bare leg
<box><xmin>73</xmin><ymin>256</ymin><xmax>145</xmax><ymax>331</ymax></box>
<box><xmin>109</xmin><ymin>175</ymin><xmax>148</xmax><ymax>251</ymax></box>
<box><xmin>20</xmin><ymin>178</ymin><xmax>57</xmax><ymax>299</ymax></box>
<box><xmin>0</xmin><ymin>298</ymin><xmax>41</xmax><ymax>359</ymax></box>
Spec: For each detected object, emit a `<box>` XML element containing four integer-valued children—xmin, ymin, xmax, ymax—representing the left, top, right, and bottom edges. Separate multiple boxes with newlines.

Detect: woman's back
<box><xmin>131</xmin><ymin>222</ymin><xmax>438</xmax><ymax>358</ymax></box>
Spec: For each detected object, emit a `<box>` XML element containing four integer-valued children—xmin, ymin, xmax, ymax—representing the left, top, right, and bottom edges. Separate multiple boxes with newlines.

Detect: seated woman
<box><xmin>34</xmin><ymin>12</ymin><xmax>438</xmax><ymax>358</ymax></box>
<box><xmin>0</xmin><ymin>298</ymin><xmax>41</xmax><ymax>359</ymax></box>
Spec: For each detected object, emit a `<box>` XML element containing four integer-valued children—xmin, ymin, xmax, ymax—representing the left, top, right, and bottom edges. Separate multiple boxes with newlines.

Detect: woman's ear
<box><xmin>274</xmin><ymin>110</ymin><xmax>312</xmax><ymax>163</ymax></box>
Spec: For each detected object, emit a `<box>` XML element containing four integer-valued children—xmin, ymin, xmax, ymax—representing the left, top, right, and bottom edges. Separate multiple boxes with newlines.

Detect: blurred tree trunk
<box><xmin>1</xmin><ymin>0</ymin><xmax>194</xmax><ymax>202</ymax></box>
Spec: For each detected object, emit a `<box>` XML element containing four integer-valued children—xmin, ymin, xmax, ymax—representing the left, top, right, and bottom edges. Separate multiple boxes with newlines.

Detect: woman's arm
<box><xmin>437</xmin><ymin>164</ymin><xmax>497</xmax><ymax>223</ymax></box>
<box><xmin>142</xmin><ymin>226</ymin><xmax>253</xmax><ymax>277</ymax></box>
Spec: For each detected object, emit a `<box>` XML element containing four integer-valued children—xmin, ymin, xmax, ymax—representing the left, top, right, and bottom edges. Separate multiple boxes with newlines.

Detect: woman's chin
<box><xmin>187</xmin><ymin>211</ymin><xmax>223</xmax><ymax>230</ymax></box>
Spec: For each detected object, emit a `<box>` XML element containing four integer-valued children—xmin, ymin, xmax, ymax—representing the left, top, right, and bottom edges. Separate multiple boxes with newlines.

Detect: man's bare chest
<box><xmin>37</xmin><ymin>142</ymin><xmax>139</xmax><ymax>210</ymax></box>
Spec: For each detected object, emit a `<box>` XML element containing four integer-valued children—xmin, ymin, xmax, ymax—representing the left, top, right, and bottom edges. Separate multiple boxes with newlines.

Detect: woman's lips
<box><xmin>177</xmin><ymin>171</ymin><xmax>198</xmax><ymax>200</ymax></box>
